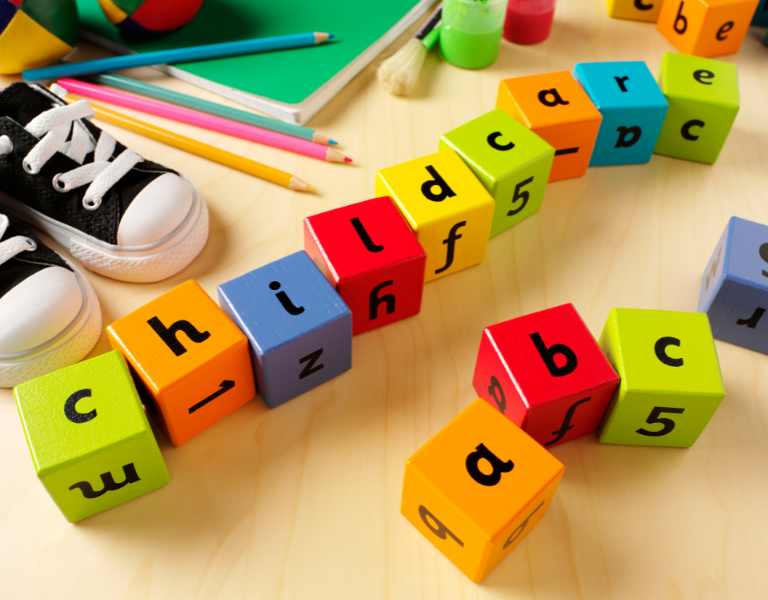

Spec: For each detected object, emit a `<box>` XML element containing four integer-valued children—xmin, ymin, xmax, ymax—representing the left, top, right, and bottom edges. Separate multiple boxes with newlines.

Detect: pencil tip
<box><xmin>329</xmin><ymin>34</ymin><xmax>335</xmax><ymax>40</ymax></box>
<box><xmin>329</xmin><ymin>139</ymin><xmax>338</xmax><ymax>145</ymax></box>
<box><xmin>344</xmin><ymin>157</ymin><xmax>353</xmax><ymax>163</ymax></box>
<box><xmin>307</xmin><ymin>185</ymin><xmax>317</xmax><ymax>193</ymax></box>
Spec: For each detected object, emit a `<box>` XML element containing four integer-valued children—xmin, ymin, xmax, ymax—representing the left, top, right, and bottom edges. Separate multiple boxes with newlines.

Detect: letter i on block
<box><xmin>472</xmin><ymin>304</ymin><xmax>620</xmax><ymax>447</ymax></box>
<box><xmin>218</xmin><ymin>251</ymin><xmax>352</xmax><ymax>409</ymax></box>
<box><xmin>401</xmin><ymin>399</ymin><xmax>564</xmax><ymax>582</ymax></box>
<box><xmin>653</xmin><ymin>53</ymin><xmax>738</xmax><ymax>164</ymax></box>
<box><xmin>107</xmin><ymin>280</ymin><xmax>256</xmax><ymax>446</ymax></box>
<box><xmin>598</xmin><ymin>309</ymin><xmax>725</xmax><ymax>447</ymax></box>
<box><xmin>14</xmin><ymin>351</ymin><xmax>169</xmax><ymax>522</ymax></box>
<box><xmin>607</xmin><ymin>0</ymin><xmax>662</xmax><ymax>22</ymax></box>
<box><xmin>304</xmin><ymin>197</ymin><xmax>427</xmax><ymax>335</ymax></box>
<box><xmin>697</xmin><ymin>217</ymin><xmax>768</xmax><ymax>354</ymax></box>
<box><xmin>496</xmin><ymin>71</ymin><xmax>602</xmax><ymax>182</ymax></box>
<box><xmin>439</xmin><ymin>109</ymin><xmax>554</xmax><ymax>238</ymax></box>
<box><xmin>375</xmin><ymin>150</ymin><xmax>494</xmax><ymax>282</ymax></box>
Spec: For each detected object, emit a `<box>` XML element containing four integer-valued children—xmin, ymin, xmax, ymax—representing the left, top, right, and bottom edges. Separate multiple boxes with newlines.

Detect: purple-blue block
<box><xmin>697</xmin><ymin>216</ymin><xmax>768</xmax><ymax>354</ymax></box>
<box><xmin>218</xmin><ymin>251</ymin><xmax>352</xmax><ymax>408</ymax></box>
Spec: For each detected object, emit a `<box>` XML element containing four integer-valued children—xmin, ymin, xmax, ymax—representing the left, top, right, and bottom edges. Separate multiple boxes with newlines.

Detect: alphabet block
<box><xmin>598</xmin><ymin>309</ymin><xmax>725</xmax><ymax>447</ymax></box>
<box><xmin>218</xmin><ymin>251</ymin><xmax>352</xmax><ymax>409</ymax></box>
<box><xmin>438</xmin><ymin>109</ymin><xmax>554</xmax><ymax>238</ymax></box>
<box><xmin>304</xmin><ymin>197</ymin><xmax>426</xmax><ymax>336</ymax></box>
<box><xmin>574</xmin><ymin>61</ymin><xmax>669</xmax><ymax>166</ymax></box>
<box><xmin>13</xmin><ymin>351</ymin><xmax>169</xmax><ymax>522</ymax></box>
<box><xmin>656</xmin><ymin>0</ymin><xmax>758</xmax><ymax>57</ymax></box>
<box><xmin>653</xmin><ymin>53</ymin><xmax>738</xmax><ymax>164</ymax></box>
<box><xmin>753</xmin><ymin>0</ymin><xmax>768</xmax><ymax>24</ymax></box>
<box><xmin>107</xmin><ymin>280</ymin><xmax>256</xmax><ymax>447</ymax></box>
<box><xmin>496</xmin><ymin>71</ymin><xmax>602</xmax><ymax>182</ymax></box>
<box><xmin>375</xmin><ymin>150</ymin><xmax>494</xmax><ymax>282</ymax></box>
<box><xmin>401</xmin><ymin>399</ymin><xmax>564</xmax><ymax>583</ymax></box>
<box><xmin>472</xmin><ymin>303</ymin><xmax>620</xmax><ymax>448</ymax></box>
<box><xmin>607</xmin><ymin>0</ymin><xmax>662</xmax><ymax>21</ymax></box>
<box><xmin>697</xmin><ymin>216</ymin><xmax>768</xmax><ymax>354</ymax></box>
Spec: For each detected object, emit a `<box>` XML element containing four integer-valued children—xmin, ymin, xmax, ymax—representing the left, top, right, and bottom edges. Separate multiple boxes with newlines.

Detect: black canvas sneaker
<box><xmin>0</xmin><ymin>82</ymin><xmax>209</xmax><ymax>283</ymax></box>
<box><xmin>0</xmin><ymin>207</ymin><xmax>100</xmax><ymax>387</ymax></box>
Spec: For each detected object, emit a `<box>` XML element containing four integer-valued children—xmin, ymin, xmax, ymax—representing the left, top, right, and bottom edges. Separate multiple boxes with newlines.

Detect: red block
<box><xmin>472</xmin><ymin>304</ymin><xmax>620</xmax><ymax>448</ymax></box>
<box><xmin>304</xmin><ymin>196</ymin><xmax>427</xmax><ymax>335</ymax></box>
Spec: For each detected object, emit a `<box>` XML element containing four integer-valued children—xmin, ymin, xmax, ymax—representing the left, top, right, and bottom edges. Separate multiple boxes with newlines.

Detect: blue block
<box><xmin>574</xmin><ymin>61</ymin><xmax>668</xmax><ymax>167</ymax></box>
<box><xmin>754</xmin><ymin>0</ymin><xmax>768</xmax><ymax>25</ymax></box>
<box><xmin>218</xmin><ymin>251</ymin><xmax>352</xmax><ymax>408</ymax></box>
<box><xmin>697</xmin><ymin>217</ymin><xmax>768</xmax><ymax>355</ymax></box>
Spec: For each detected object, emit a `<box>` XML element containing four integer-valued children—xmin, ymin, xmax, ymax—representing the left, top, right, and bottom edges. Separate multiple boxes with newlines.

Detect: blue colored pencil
<box><xmin>23</xmin><ymin>32</ymin><xmax>334</xmax><ymax>82</ymax></box>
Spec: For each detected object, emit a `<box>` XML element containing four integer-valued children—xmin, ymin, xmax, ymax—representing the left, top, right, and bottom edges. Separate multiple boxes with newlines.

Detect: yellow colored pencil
<box><xmin>64</xmin><ymin>96</ymin><xmax>315</xmax><ymax>193</ymax></box>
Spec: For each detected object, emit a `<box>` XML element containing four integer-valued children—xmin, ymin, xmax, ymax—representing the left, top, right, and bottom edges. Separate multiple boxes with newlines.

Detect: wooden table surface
<box><xmin>2</xmin><ymin>2</ymin><xmax>768</xmax><ymax>598</ymax></box>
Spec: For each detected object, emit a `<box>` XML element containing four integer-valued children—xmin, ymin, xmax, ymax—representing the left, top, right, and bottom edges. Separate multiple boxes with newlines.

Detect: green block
<box><xmin>653</xmin><ymin>52</ymin><xmax>739</xmax><ymax>165</ymax></box>
<box><xmin>439</xmin><ymin>109</ymin><xmax>554</xmax><ymax>238</ymax></box>
<box><xmin>598</xmin><ymin>309</ymin><xmax>725</xmax><ymax>448</ymax></box>
<box><xmin>14</xmin><ymin>350</ymin><xmax>169</xmax><ymax>522</ymax></box>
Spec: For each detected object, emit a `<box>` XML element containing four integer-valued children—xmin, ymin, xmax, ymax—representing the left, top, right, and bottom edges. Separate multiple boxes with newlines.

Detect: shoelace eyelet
<box><xmin>22</xmin><ymin>158</ymin><xmax>40</xmax><ymax>175</ymax></box>
<box><xmin>52</xmin><ymin>173</ymin><xmax>70</xmax><ymax>193</ymax></box>
<box><xmin>0</xmin><ymin>135</ymin><xmax>13</xmax><ymax>156</ymax></box>
<box><xmin>25</xmin><ymin>238</ymin><xmax>37</xmax><ymax>251</ymax></box>
<box><xmin>82</xmin><ymin>198</ymin><xmax>101</xmax><ymax>211</ymax></box>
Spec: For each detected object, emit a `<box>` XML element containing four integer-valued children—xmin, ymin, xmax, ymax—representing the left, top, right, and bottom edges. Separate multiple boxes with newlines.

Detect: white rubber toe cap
<box><xmin>0</xmin><ymin>266</ymin><xmax>84</xmax><ymax>355</ymax></box>
<box><xmin>117</xmin><ymin>172</ymin><xmax>194</xmax><ymax>247</ymax></box>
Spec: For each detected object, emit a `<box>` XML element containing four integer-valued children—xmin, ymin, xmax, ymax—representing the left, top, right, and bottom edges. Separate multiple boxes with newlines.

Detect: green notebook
<box><xmin>76</xmin><ymin>0</ymin><xmax>433</xmax><ymax>124</ymax></box>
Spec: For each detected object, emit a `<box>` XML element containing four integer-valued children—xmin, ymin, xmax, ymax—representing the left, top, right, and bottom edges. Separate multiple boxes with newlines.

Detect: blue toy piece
<box><xmin>574</xmin><ymin>61</ymin><xmax>668</xmax><ymax>167</ymax></box>
<box><xmin>697</xmin><ymin>216</ymin><xmax>768</xmax><ymax>355</ymax></box>
<box><xmin>754</xmin><ymin>0</ymin><xmax>768</xmax><ymax>25</ymax></box>
<box><xmin>218</xmin><ymin>251</ymin><xmax>353</xmax><ymax>409</ymax></box>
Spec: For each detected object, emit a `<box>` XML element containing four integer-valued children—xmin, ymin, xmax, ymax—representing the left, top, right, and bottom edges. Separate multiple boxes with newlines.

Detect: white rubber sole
<box><xmin>0</xmin><ymin>176</ymin><xmax>209</xmax><ymax>283</ymax></box>
<box><xmin>0</xmin><ymin>261</ymin><xmax>102</xmax><ymax>388</ymax></box>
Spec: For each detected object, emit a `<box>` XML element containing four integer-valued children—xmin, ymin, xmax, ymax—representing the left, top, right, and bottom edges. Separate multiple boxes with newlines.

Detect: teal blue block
<box><xmin>754</xmin><ymin>0</ymin><xmax>768</xmax><ymax>25</ymax></box>
<box><xmin>574</xmin><ymin>61</ymin><xmax>668</xmax><ymax>167</ymax></box>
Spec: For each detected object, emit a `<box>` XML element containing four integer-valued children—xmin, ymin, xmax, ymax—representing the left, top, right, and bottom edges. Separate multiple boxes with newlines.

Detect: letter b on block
<box><xmin>472</xmin><ymin>304</ymin><xmax>620</xmax><ymax>448</ymax></box>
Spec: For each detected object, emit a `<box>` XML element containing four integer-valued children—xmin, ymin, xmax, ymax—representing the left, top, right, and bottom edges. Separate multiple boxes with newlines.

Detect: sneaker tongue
<box><xmin>0</xmin><ymin>82</ymin><xmax>61</xmax><ymax>127</ymax></box>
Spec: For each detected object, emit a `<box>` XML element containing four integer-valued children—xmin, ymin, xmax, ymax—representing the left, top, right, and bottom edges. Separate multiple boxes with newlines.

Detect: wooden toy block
<box><xmin>653</xmin><ymin>53</ymin><xmax>738</xmax><ymax>164</ymax></box>
<box><xmin>13</xmin><ymin>351</ymin><xmax>169</xmax><ymax>522</ymax></box>
<box><xmin>303</xmin><ymin>196</ymin><xmax>427</xmax><ymax>336</ymax></box>
<box><xmin>218</xmin><ymin>251</ymin><xmax>352</xmax><ymax>409</ymax></box>
<box><xmin>496</xmin><ymin>71</ymin><xmax>602</xmax><ymax>182</ymax></box>
<box><xmin>472</xmin><ymin>303</ymin><xmax>620</xmax><ymax>448</ymax></box>
<box><xmin>438</xmin><ymin>109</ymin><xmax>554</xmax><ymax>238</ymax></box>
<box><xmin>656</xmin><ymin>0</ymin><xmax>758</xmax><ymax>57</ymax></box>
<box><xmin>753</xmin><ymin>0</ymin><xmax>768</xmax><ymax>24</ymax></box>
<box><xmin>401</xmin><ymin>399</ymin><xmax>564</xmax><ymax>583</ymax></box>
<box><xmin>374</xmin><ymin>150</ymin><xmax>494</xmax><ymax>282</ymax></box>
<box><xmin>107</xmin><ymin>280</ymin><xmax>256</xmax><ymax>447</ymax></box>
<box><xmin>598</xmin><ymin>309</ymin><xmax>725</xmax><ymax>447</ymax></box>
<box><xmin>574</xmin><ymin>61</ymin><xmax>669</xmax><ymax>166</ymax></box>
<box><xmin>607</xmin><ymin>0</ymin><xmax>662</xmax><ymax>21</ymax></box>
<box><xmin>697</xmin><ymin>216</ymin><xmax>768</xmax><ymax>354</ymax></box>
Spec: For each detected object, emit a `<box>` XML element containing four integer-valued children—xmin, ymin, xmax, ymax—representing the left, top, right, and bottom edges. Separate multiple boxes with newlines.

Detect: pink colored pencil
<box><xmin>56</xmin><ymin>78</ymin><xmax>352</xmax><ymax>164</ymax></box>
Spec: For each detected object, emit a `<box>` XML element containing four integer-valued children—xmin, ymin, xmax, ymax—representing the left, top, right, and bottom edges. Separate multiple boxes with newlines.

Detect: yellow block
<box><xmin>607</xmin><ymin>0</ymin><xmax>662</xmax><ymax>22</ymax></box>
<box><xmin>0</xmin><ymin>11</ymin><xmax>73</xmax><ymax>75</ymax></box>
<box><xmin>401</xmin><ymin>399</ymin><xmax>565</xmax><ymax>582</ymax></box>
<box><xmin>375</xmin><ymin>150</ymin><xmax>494</xmax><ymax>282</ymax></box>
<box><xmin>97</xmin><ymin>0</ymin><xmax>128</xmax><ymax>25</ymax></box>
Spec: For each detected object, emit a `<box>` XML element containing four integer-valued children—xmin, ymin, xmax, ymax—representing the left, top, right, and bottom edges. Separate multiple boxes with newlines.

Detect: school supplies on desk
<box><xmin>56</xmin><ymin>79</ymin><xmax>352</xmax><ymax>163</ymax></box>
<box><xmin>23</xmin><ymin>32</ymin><xmax>333</xmax><ymax>81</ymax></box>
<box><xmin>75</xmin><ymin>0</ymin><xmax>436</xmax><ymax>124</ymax></box>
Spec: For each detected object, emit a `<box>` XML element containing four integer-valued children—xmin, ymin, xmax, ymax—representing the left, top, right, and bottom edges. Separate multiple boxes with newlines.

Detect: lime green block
<box><xmin>653</xmin><ymin>52</ymin><xmax>739</xmax><ymax>165</ymax></box>
<box><xmin>439</xmin><ymin>109</ymin><xmax>554</xmax><ymax>238</ymax></box>
<box><xmin>14</xmin><ymin>351</ymin><xmax>169</xmax><ymax>522</ymax></box>
<box><xmin>598</xmin><ymin>309</ymin><xmax>725</xmax><ymax>448</ymax></box>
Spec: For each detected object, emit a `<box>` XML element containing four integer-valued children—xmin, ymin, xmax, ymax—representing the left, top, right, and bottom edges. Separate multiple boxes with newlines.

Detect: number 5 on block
<box><xmin>597</xmin><ymin>308</ymin><xmax>725</xmax><ymax>447</ymax></box>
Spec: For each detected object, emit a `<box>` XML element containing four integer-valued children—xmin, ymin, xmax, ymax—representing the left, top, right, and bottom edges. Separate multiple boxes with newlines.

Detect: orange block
<box><xmin>401</xmin><ymin>399</ymin><xmax>564</xmax><ymax>582</ymax></box>
<box><xmin>107</xmin><ymin>280</ymin><xmax>256</xmax><ymax>446</ymax></box>
<box><xmin>656</xmin><ymin>0</ymin><xmax>759</xmax><ymax>58</ymax></box>
<box><xmin>496</xmin><ymin>71</ymin><xmax>602</xmax><ymax>182</ymax></box>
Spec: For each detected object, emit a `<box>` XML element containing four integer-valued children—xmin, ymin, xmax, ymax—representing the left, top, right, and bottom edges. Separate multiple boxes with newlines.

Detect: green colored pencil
<box><xmin>88</xmin><ymin>73</ymin><xmax>337</xmax><ymax>146</ymax></box>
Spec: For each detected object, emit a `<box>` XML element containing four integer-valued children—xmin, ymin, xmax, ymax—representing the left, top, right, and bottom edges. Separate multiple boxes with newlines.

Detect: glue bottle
<box><xmin>440</xmin><ymin>0</ymin><xmax>508</xmax><ymax>69</ymax></box>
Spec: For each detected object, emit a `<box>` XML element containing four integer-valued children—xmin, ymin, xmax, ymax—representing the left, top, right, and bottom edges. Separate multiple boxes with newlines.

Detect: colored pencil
<box><xmin>62</xmin><ymin>96</ymin><xmax>314</xmax><ymax>192</ymax></box>
<box><xmin>90</xmin><ymin>73</ymin><xmax>336</xmax><ymax>145</ymax></box>
<box><xmin>23</xmin><ymin>32</ymin><xmax>334</xmax><ymax>82</ymax></box>
<box><xmin>57</xmin><ymin>79</ymin><xmax>352</xmax><ymax>163</ymax></box>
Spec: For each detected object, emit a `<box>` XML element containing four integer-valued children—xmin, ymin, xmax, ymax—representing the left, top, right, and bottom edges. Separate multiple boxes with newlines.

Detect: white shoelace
<box><xmin>0</xmin><ymin>213</ymin><xmax>35</xmax><ymax>267</ymax></box>
<box><xmin>0</xmin><ymin>86</ymin><xmax>143</xmax><ymax>211</ymax></box>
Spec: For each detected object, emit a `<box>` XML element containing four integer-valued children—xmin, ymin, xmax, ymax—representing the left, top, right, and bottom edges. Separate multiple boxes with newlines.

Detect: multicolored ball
<box><xmin>0</xmin><ymin>0</ymin><xmax>79</xmax><ymax>74</ymax></box>
<box><xmin>97</xmin><ymin>0</ymin><xmax>203</xmax><ymax>37</ymax></box>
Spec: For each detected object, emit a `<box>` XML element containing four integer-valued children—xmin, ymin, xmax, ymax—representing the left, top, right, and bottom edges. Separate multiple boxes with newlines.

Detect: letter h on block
<box><xmin>13</xmin><ymin>351</ymin><xmax>169</xmax><ymax>522</ymax></box>
<box><xmin>472</xmin><ymin>303</ymin><xmax>620</xmax><ymax>447</ymax></box>
<box><xmin>304</xmin><ymin>196</ymin><xmax>427</xmax><ymax>335</ymax></box>
<box><xmin>401</xmin><ymin>399</ymin><xmax>564</xmax><ymax>583</ymax></box>
<box><xmin>218</xmin><ymin>251</ymin><xmax>353</xmax><ymax>409</ymax></box>
<box><xmin>107</xmin><ymin>280</ymin><xmax>256</xmax><ymax>446</ymax></box>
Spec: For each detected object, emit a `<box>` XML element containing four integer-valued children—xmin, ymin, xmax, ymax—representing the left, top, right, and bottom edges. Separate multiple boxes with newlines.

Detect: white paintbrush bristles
<box><xmin>378</xmin><ymin>38</ymin><xmax>428</xmax><ymax>97</ymax></box>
